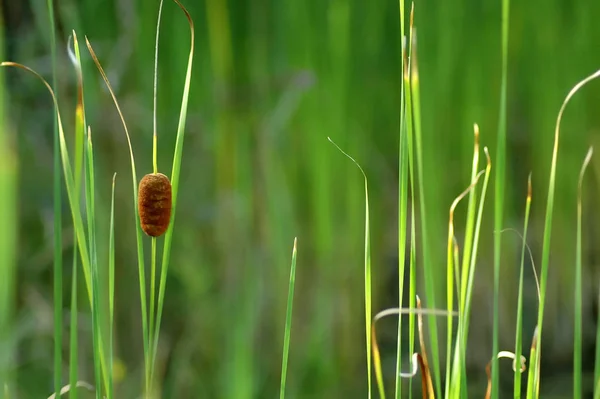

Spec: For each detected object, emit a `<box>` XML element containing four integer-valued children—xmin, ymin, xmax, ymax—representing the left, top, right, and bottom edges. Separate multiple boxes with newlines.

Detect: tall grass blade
<box><xmin>279</xmin><ymin>238</ymin><xmax>298</xmax><ymax>399</ymax></box>
<box><xmin>574</xmin><ymin>148</ymin><xmax>593</xmax><ymax>399</ymax></box>
<box><xmin>445</xmin><ymin>172</ymin><xmax>484</xmax><ymax>399</ymax></box>
<box><xmin>148</xmin><ymin>3</ymin><xmax>164</xmax><ymax>385</ymax></box>
<box><xmin>0</xmin><ymin>12</ymin><xmax>17</xmax><ymax>396</ymax></box>
<box><xmin>47</xmin><ymin>0</ymin><xmax>63</xmax><ymax>395</ymax></box>
<box><xmin>84</xmin><ymin>126</ymin><xmax>103</xmax><ymax>399</ymax></box>
<box><xmin>514</xmin><ymin>175</ymin><xmax>532</xmax><ymax>397</ymax></box>
<box><xmin>328</xmin><ymin>137</ymin><xmax>372</xmax><ymax>398</ymax></box>
<box><xmin>152</xmin><ymin>0</ymin><xmax>195</xmax><ymax>389</ymax></box>
<box><xmin>67</xmin><ymin>33</ymin><xmax>87</xmax><ymax>399</ymax></box>
<box><xmin>492</xmin><ymin>0</ymin><xmax>511</xmax><ymax>396</ymax></box>
<box><xmin>108</xmin><ymin>173</ymin><xmax>117</xmax><ymax>399</ymax></box>
<box><xmin>535</xmin><ymin>68</ymin><xmax>600</xmax><ymax>393</ymax></box>
<box><xmin>395</xmin><ymin>0</ymin><xmax>407</xmax><ymax>394</ymax></box>
<box><xmin>410</xmin><ymin>26</ymin><xmax>441</xmax><ymax>398</ymax></box>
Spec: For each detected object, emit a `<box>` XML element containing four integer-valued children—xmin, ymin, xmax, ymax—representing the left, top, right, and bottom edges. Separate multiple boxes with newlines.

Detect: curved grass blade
<box><xmin>279</xmin><ymin>238</ymin><xmax>298</xmax><ymax>399</ymax></box>
<box><xmin>535</xmin><ymin>68</ymin><xmax>600</xmax><ymax>393</ymax></box>
<box><xmin>85</xmin><ymin>126</ymin><xmax>103</xmax><ymax>399</ymax></box>
<box><xmin>84</xmin><ymin>35</ymin><xmax>150</xmax><ymax>392</ymax></box>
<box><xmin>46</xmin><ymin>381</ymin><xmax>95</xmax><ymax>399</ymax></box>
<box><xmin>513</xmin><ymin>175</ymin><xmax>532</xmax><ymax>397</ymax></box>
<box><xmin>445</xmin><ymin>169</ymin><xmax>485</xmax><ymax>398</ymax></box>
<box><xmin>373</xmin><ymin>307</ymin><xmax>458</xmax><ymax>398</ymax></box>
<box><xmin>328</xmin><ymin>137</ymin><xmax>372</xmax><ymax>398</ymax></box>
<box><xmin>484</xmin><ymin>351</ymin><xmax>526</xmax><ymax>399</ymax></box>
<box><xmin>152</xmin><ymin>0</ymin><xmax>195</xmax><ymax>388</ymax></box>
<box><xmin>574</xmin><ymin>148</ymin><xmax>593</xmax><ymax>399</ymax></box>
<box><xmin>0</xmin><ymin>62</ymin><xmax>115</xmax><ymax>391</ymax></box>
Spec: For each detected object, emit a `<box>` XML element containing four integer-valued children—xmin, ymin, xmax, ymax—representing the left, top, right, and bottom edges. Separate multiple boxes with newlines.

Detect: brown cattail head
<box><xmin>138</xmin><ymin>172</ymin><xmax>172</xmax><ymax>237</ymax></box>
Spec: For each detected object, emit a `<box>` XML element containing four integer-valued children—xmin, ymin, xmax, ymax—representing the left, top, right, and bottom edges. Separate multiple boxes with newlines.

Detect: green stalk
<box><xmin>328</xmin><ymin>137</ymin><xmax>372</xmax><ymax>398</ymax></box>
<box><xmin>445</xmin><ymin>178</ymin><xmax>481</xmax><ymax>399</ymax></box>
<box><xmin>47</xmin><ymin>0</ymin><xmax>63</xmax><ymax>395</ymax></box>
<box><xmin>534</xmin><ymin>69</ymin><xmax>600</xmax><ymax>394</ymax></box>
<box><xmin>402</xmin><ymin>32</ymin><xmax>416</xmax><ymax>398</ymax></box>
<box><xmin>279</xmin><ymin>238</ymin><xmax>298</xmax><ymax>399</ymax></box>
<box><xmin>0</xmin><ymin>10</ymin><xmax>17</xmax><ymax>396</ymax></box>
<box><xmin>410</xmin><ymin>28</ymin><xmax>441</xmax><ymax>397</ymax></box>
<box><xmin>574</xmin><ymin>148</ymin><xmax>593</xmax><ymax>399</ymax></box>
<box><xmin>492</xmin><ymin>0</ymin><xmax>510</xmax><ymax>396</ymax></box>
<box><xmin>394</xmin><ymin>0</ymin><xmax>407</xmax><ymax>397</ymax></box>
<box><xmin>148</xmin><ymin>2</ymin><xmax>164</xmax><ymax>388</ymax></box>
<box><xmin>513</xmin><ymin>176</ymin><xmax>532</xmax><ymax>397</ymax></box>
<box><xmin>68</xmin><ymin>31</ymin><xmax>87</xmax><ymax>399</ymax></box>
<box><xmin>108</xmin><ymin>173</ymin><xmax>117</xmax><ymax>399</ymax></box>
<box><xmin>85</xmin><ymin>127</ymin><xmax>102</xmax><ymax>399</ymax></box>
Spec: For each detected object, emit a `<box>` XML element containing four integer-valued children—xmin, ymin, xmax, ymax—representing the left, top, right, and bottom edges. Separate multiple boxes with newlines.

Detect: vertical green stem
<box><xmin>48</xmin><ymin>0</ymin><xmax>62</xmax><ymax>395</ymax></box>
<box><xmin>492</xmin><ymin>0</ymin><xmax>510</xmax><ymax>396</ymax></box>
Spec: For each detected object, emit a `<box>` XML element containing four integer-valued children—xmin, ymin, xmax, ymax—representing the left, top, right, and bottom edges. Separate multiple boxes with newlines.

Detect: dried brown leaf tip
<box><xmin>138</xmin><ymin>173</ymin><xmax>172</xmax><ymax>237</ymax></box>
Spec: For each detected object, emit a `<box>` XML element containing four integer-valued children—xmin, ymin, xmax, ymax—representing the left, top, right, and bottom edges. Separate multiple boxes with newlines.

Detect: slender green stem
<box><xmin>69</xmin><ymin>253</ymin><xmax>78</xmax><ymax>399</ymax></box>
<box><xmin>328</xmin><ymin>137</ymin><xmax>372</xmax><ymax>398</ymax></box>
<box><xmin>492</xmin><ymin>0</ymin><xmax>510</xmax><ymax>396</ymax></box>
<box><xmin>574</xmin><ymin>148</ymin><xmax>593</xmax><ymax>399</ymax></box>
<box><xmin>47</xmin><ymin>0</ymin><xmax>62</xmax><ymax>395</ymax></box>
<box><xmin>153</xmin><ymin>0</ymin><xmax>164</xmax><ymax>176</ymax></box>
<box><xmin>514</xmin><ymin>176</ymin><xmax>532</xmax><ymax>397</ymax></box>
<box><xmin>394</xmin><ymin>1</ymin><xmax>406</xmax><ymax>397</ymax></box>
<box><xmin>85</xmin><ymin>127</ymin><xmax>102</xmax><ymax>399</ymax></box>
<box><xmin>149</xmin><ymin>236</ymin><xmax>157</xmax><ymax>386</ymax></box>
<box><xmin>107</xmin><ymin>173</ymin><xmax>117</xmax><ymax>399</ymax></box>
<box><xmin>279</xmin><ymin>238</ymin><xmax>298</xmax><ymax>399</ymax></box>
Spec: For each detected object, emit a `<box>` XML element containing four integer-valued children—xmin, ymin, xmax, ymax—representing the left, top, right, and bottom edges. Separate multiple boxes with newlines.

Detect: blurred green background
<box><xmin>3</xmin><ymin>0</ymin><xmax>600</xmax><ymax>397</ymax></box>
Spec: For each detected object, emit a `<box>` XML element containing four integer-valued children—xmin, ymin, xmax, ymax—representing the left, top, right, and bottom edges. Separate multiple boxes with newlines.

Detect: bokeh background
<box><xmin>2</xmin><ymin>0</ymin><xmax>600</xmax><ymax>397</ymax></box>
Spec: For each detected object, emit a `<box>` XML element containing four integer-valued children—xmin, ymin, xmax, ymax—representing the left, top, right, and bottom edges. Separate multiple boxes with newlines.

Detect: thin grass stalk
<box><xmin>534</xmin><ymin>69</ymin><xmax>600</xmax><ymax>393</ymax></box>
<box><xmin>595</xmin><ymin>284</ymin><xmax>600</xmax><ymax>397</ymax></box>
<box><xmin>279</xmin><ymin>238</ymin><xmax>298</xmax><ymax>399</ymax></box>
<box><xmin>0</xmin><ymin>12</ymin><xmax>16</xmax><ymax>396</ymax></box>
<box><xmin>328</xmin><ymin>137</ymin><xmax>372</xmax><ymax>398</ymax></box>
<box><xmin>47</xmin><ymin>0</ymin><xmax>63</xmax><ymax>395</ymax></box>
<box><xmin>68</xmin><ymin>32</ymin><xmax>87</xmax><ymax>399</ymax></box>
<box><xmin>152</xmin><ymin>0</ymin><xmax>195</xmax><ymax>388</ymax></box>
<box><xmin>513</xmin><ymin>175</ymin><xmax>532</xmax><ymax>397</ymax></box>
<box><xmin>402</xmin><ymin>20</ymin><xmax>416</xmax><ymax>395</ymax></box>
<box><xmin>461</xmin><ymin>147</ymin><xmax>492</xmax><ymax>373</ymax></box>
<box><xmin>84</xmin><ymin>127</ymin><xmax>103</xmax><ymax>399</ymax></box>
<box><xmin>574</xmin><ymin>148</ymin><xmax>593</xmax><ymax>399</ymax></box>
<box><xmin>410</xmin><ymin>26</ymin><xmax>441</xmax><ymax>397</ymax></box>
<box><xmin>446</xmin><ymin>169</ymin><xmax>485</xmax><ymax>399</ymax></box>
<box><xmin>395</xmin><ymin>0</ymin><xmax>407</xmax><ymax>394</ymax></box>
<box><xmin>108</xmin><ymin>173</ymin><xmax>117</xmax><ymax>399</ymax></box>
<box><xmin>148</xmin><ymin>3</ymin><xmax>164</xmax><ymax>386</ymax></box>
<box><xmin>492</xmin><ymin>0</ymin><xmax>511</xmax><ymax>395</ymax></box>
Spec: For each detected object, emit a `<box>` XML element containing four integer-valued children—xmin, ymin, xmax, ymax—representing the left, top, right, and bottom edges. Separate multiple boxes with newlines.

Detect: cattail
<box><xmin>138</xmin><ymin>172</ymin><xmax>172</xmax><ymax>237</ymax></box>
